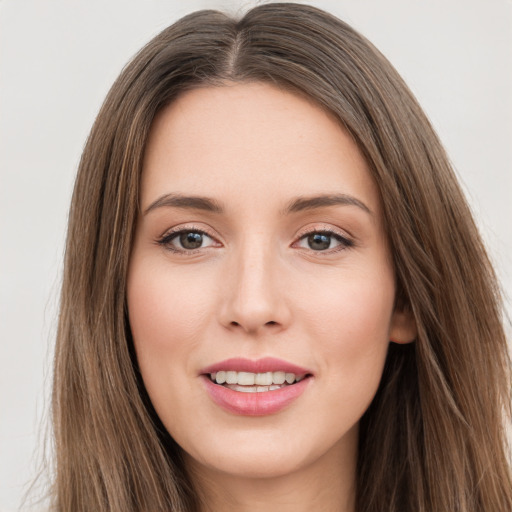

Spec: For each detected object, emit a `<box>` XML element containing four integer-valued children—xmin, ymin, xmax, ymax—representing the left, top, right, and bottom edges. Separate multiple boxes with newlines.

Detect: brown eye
<box><xmin>180</xmin><ymin>232</ymin><xmax>204</xmax><ymax>249</ymax></box>
<box><xmin>307</xmin><ymin>233</ymin><xmax>331</xmax><ymax>251</ymax></box>
<box><xmin>296</xmin><ymin>230</ymin><xmax>353</xmax><ymax>252</ymax></box>
<box><xmin>158</xmin><ymin>229</ymin><xmax>217</xmax><ymax>252</ymax></box>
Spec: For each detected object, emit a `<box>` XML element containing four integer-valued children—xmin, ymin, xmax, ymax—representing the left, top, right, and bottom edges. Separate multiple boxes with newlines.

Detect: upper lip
<box><xmin>200</xmin><ymin>357</ymin><xmax>312</xmax><ymax>376</ymax></box>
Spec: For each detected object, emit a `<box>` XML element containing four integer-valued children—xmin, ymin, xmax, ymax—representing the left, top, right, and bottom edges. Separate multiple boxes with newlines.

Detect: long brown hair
<box><xmin>52</xmin><ymin>3</ymin><xmax>511</xmax><ymax>510</ymax></box>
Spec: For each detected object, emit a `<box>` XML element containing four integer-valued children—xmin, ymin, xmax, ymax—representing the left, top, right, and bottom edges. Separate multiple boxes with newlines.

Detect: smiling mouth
<box><xmin>208</xmin><ymin>371</ymin><xmax>308</xmax><ymax>393</ymax></box>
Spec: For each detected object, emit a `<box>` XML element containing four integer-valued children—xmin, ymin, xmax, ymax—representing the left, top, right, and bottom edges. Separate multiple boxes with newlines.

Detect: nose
<box><xmin>218</xmin><ymin>242</ymin><xmax>292</xmax><ymax>335</ymax></box>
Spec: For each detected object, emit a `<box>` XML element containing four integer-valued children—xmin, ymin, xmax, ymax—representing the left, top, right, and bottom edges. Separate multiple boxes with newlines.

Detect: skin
<box><xmin>127</xmin><ymin>82</ymin><xmax>416</xmax><ymax>512</ymax></box>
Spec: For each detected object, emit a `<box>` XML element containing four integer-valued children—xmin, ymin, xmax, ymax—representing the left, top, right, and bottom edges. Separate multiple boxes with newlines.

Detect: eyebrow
<box><xmin>143</xmin><ymin>192</ymin><xmax>371</xmax><ymax>216</ymax></box>
<box><xmin>282</xmin><ymin>194</ymin><xmax>372</xmax><ymax>216</ymax></box>
<box><xmin>144</xmin><ymin>193</ymin><xmax>224</xmax><ymax>215</ymax></box>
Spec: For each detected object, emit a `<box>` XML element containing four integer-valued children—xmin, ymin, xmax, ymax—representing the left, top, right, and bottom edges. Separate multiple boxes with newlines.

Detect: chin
<box><xmin>186</xmin><ymin>444</ymin><xmax>310</xmax><ymax>480</ymax></box>
<box><xmin>177</xmin><ymin>420</ymin><xmax>357</xmax><ymax>482</ymax></box>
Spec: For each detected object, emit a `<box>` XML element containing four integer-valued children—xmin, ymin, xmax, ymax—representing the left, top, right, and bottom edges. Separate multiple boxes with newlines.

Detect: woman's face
<box><xmin>127</xmin><ymin>82</ymin><xmax>415</xmax><ymax>481</ymax></box>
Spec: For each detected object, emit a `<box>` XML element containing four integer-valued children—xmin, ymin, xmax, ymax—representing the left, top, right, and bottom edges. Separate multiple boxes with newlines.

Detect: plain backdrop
<box><xmin>1</xmin><ymin>0</ymin><xmax>511</xmax><ymax>510</ymax></box>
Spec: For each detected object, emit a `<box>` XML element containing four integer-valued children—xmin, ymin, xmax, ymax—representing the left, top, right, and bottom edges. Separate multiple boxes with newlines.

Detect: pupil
<box><xmin>180</xmin><ymin>232</ymin><xmax>203</xmax><ymax>249</ymax></box>
<box><xmin>308</xmin><ymin>233</ymin><xmax>330</xmax><ymax>250</ymax></box>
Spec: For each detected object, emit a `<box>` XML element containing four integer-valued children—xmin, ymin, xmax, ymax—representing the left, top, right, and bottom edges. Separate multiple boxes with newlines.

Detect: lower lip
<box><xmin>201</xmin><ymin>375</ymin><xmax>311</xmax><ymax>416</ymax></box>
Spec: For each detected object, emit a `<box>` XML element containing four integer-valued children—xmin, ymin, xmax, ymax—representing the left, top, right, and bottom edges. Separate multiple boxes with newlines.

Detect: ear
<box><xmin>389</xmin><ymin>308</ymin><xmax>417</xmax><ymax>344</ymax></box>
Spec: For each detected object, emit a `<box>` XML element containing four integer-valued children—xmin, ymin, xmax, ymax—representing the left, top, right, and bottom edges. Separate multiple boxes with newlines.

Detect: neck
<box><xmin>186</xmin><ymin>427</ymin><xmax>358</xmax><ymax>512</ymax></box>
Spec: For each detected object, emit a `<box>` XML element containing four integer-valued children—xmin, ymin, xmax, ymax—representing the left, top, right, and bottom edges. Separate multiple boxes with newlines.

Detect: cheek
<box><xmin>126</xmin><ymin>260</ymin><xmax>219</xmax><ymax>434</ymax></box>
<box><xmin>301</xmin><ymin>266</ymin><xmax>394</xmax><ymax>344</ymax></box>
<box><xmin>297</xmin><ymin>263</ymin><xmax>394</xmax><ymax>394</ymax></box>
<box><xmin>126</xmin><ymin>259</ymin><xmax>218</xmax><ymax>411</ymax></box>
<box><xmin>128</xmin><ymin>262</ymin><xmax>212</xmax><ymax>350</ymax></box>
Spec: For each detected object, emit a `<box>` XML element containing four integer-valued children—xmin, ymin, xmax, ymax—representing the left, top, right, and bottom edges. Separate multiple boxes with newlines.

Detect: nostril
<box><xmin>229</xmin><ymin>320</ymin><xmax>278</xmax><ymax>329</ymax></box>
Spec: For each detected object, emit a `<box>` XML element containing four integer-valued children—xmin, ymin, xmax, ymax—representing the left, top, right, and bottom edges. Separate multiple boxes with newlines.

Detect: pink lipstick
<box><xmin>200</xmin><ymin>357</ymin><xmax>313</xmax><ymax>416</ymax></box>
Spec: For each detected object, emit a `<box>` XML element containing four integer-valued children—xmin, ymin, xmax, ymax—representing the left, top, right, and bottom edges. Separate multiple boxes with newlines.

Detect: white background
<box><xmin>1</xmin><ymin>0</ymin><xmax>511</xmax><ymax>510</ymax></box>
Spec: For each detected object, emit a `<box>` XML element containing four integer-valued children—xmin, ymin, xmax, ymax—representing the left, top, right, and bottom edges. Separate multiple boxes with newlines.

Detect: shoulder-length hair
<box><xmin>52</xmin><ymin>3</ymin><xmax>511</xmax><ymax>511</ymax></box>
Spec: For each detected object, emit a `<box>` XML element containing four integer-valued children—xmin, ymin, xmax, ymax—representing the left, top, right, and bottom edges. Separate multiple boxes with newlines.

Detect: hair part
<box><xmin>52</xmin><ymin>3</ymin><xmax>511</xmax><ymax>511</ymax></box>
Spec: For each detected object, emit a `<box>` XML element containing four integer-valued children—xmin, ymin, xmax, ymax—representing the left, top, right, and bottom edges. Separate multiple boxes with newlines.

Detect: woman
<box><xmin>52</xmin><ymin>3</ymin><xmax>511</xmax><ymax>511</ymax></box>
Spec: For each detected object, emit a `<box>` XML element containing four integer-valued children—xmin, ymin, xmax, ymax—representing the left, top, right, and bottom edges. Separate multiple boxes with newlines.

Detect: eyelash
<box><xmin>156</xmin><ymin>225</ymin><xmax>354</xmax><ymax>255</ymax></box>
<box><xmin>296</xmin><ymin>228</ymin><xmax>354</xmax><ymax>254</ymax></box>
<box><xmin>156</xmin><ymin>225</ymin><xmax>215</xmax><ymax>255</ymax></box>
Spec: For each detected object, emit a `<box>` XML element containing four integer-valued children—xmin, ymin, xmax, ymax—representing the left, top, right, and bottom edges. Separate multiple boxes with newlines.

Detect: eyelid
<box><xmin>293</xmin><ymin>225</ymin><xmax>355</xmax><ymax>253</ymax></box>
<box><xmin>155</xmin><ymin>223</ymin><xmax>355</xmax><ymax>255</ymax></box>
<box><xmin>156</xmin><ymin>224</ymin><xmax>222</xmax><ymax>253</ymax></box>
<box><xmin>297</xmin><ymin>222</ymin><xmax>352</xmax><ymax>238</ymax></box>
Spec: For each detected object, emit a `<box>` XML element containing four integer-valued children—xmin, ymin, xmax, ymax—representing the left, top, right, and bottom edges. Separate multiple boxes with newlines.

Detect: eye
<box><xmin>295</xmin><ymin>230</ymin><xmax>353</xmax><ymax>252</ymax></box>
<box><xmin>157</xmin><ymin>228</ymin><xmax>217</xmax><ymax>252</ymax></box>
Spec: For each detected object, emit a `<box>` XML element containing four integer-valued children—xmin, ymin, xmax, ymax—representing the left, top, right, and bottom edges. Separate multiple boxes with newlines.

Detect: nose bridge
<box><xmin>220</xmin><ymin>233</ymin><xmax>289</xmax><ymax>334</ymax></box>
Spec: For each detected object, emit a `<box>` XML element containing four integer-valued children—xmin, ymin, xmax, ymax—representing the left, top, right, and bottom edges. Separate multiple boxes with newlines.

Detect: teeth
<box><xmin>212</xmin><ymin>371</ymin><xmax>305</xmax><ymax>386</ymax></box>
<box><xmin>226</xmin><ymin>371</ymin><xmax>237</xmax><ymax>384</ymax></box>
<box><xmin>273</xmin><ymin>371</ymin><xmax>286</xmax><ymax>384</ymax></box>
<box><xmin>226</xmin><ymin>384</ymin><xmax>285</xmax><ymax>393</ymax></box>
<box><xmin>237</xmin><ymin>372</ymin><xmax>255</xmax><ymax>385</ymax></box>
<box><xmin>226</xmin><ymin>384</ymin><xmax>258</xmax><ymax>393</ymax></box>
<box><xmin>255</xmin><ymin>372</ymin><xmax>273</xmax><ymax>386</ymax></box>
<box><xmin>285</xmin><ymin>373</ymin><xmax>295</xmax><ymax>384</ymax></box>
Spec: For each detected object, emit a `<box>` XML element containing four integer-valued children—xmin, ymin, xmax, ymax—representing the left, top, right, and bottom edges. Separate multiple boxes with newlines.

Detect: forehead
<box><xmin>141</xmin><ymin>82</ymin><xmax>380</xmax><ymax>215</ymax></box>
